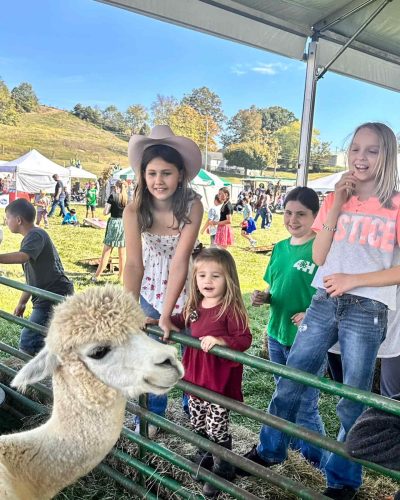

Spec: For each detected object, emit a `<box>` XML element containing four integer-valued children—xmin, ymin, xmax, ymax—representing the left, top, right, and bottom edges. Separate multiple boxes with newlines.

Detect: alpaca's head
<box><xmin>12</xmin><ymin>285</ymin><xmax>184</xmax><ymax>401</ymax></box>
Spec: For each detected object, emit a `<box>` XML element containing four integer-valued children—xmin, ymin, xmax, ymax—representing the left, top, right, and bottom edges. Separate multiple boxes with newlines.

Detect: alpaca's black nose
<box><xmin>156</xmin><ymin>357</ymin><xmax>173</xmax><ymax>367</ymax></box>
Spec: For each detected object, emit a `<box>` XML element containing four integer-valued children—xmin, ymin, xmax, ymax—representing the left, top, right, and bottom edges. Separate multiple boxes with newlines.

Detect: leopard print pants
<box><xmin>188</xmin><ymin>395</ymin><xmax>230</xmax><ymax>443</ymax></box>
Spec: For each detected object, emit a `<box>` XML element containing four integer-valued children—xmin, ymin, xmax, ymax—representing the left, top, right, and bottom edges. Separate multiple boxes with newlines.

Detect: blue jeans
<box><xmin>258</xmin><ymin>290</ymin><xmax>387</xmax><ymax>489</ymax></box>
<box><xmin>140</xmin><ymin>296</ymin><xmax>168</xmax><ymax>418</ymax></box>
<box><xmin>20</xmin><ymin>306</ymin><xmax>52</xmax><ymax>356</ymax></box>
<box><xmin>267</xmin><ymin>336</ymin><xmax>328</xmax><ymax>469</ymax></box>
<box><xmin>138</xmin><ymin>296</ymin><xmax>189</xmax><ymax>419</ymax></box>
<box><xmin>254</xmin><ymin>207</ymin><xmax>271</xmax><ymax>228</ymax></box>
<box><xmin>48</xmin><ymin>199</ymin><xmax>67</xmax><ymax>217</ymax></box>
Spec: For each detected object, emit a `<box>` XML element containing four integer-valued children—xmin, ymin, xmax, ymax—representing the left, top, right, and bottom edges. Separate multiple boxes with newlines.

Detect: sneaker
<box><xmin>250</xmin><ymin>239</ymin><xmax>257</xmax><ymax>247</ymax></box>
<box><xmin>235</xmin><ymin>445</ymin><xmax>275</xmax><ymax>477</ymax></box>
<box><xmin>323</xmin><ymin>487</ymin><xmax>358</xmax><ymax>500</ymax></box>
<box><xmin>90</xmin><ymin>275</ymin><xmax>98</xmax><ymax>283</ymax></box>
<box><xmin>134</xmin><ymin>422</ymin><xmax>159</xmax><ymax>439</ymax></box>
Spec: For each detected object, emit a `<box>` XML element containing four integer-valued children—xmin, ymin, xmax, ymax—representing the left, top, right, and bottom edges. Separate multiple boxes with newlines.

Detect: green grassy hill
<box><xmin>0</xmin><ymin>106</ymin><xmax>129</xmax><ymax>177</ymax></box>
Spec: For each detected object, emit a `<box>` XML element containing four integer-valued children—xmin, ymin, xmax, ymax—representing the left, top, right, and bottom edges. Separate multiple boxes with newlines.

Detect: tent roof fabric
<box><xmin>0</xmin><ymin>149</ymin><xmax>70</xmax><ymax>193</ymax></box>
<box><xmin>112</xmin><ymin>167</ymin><xmax>135</xmax><ymax>180</ymax></box>
<box><xmin>307</xmin><ymin>170</ymin><xmax>348</xmax><ymax>193</ymax></box>
<box><xmin>192</xmin><ymin>169</ymin><xmax>230</xmax><ymax>186</ymax></box>
<box><xmin>67</xmin><ymin>166</ymin><xmax>97</xmax><ymax>179</ymax></box>
<box><xmin>99</xmin><ymin>0</ymin><xmax>400</xmax><ymax>92</ymax></box>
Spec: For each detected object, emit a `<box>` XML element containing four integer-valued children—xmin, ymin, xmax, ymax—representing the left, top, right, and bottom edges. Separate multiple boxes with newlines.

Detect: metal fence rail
<box><xmin>1</xmin><ymin>276</ymin><xmax>399</xmax><ymax>499</ymax></box>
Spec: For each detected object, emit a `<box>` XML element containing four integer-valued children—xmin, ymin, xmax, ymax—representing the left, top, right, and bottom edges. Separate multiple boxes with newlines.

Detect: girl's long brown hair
<box><xmin>183</xmin><ymin>247</ymin><xmax>249</xmax><ymax>329</ymax></box>
<box><xmin>133</xmin><ymin>144</ymin><xmax>196</xmax><ymax>231</ymax></box>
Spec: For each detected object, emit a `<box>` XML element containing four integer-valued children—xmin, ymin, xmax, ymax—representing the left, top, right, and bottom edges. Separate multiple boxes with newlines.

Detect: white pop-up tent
<box><xmin>112</xmin><ymin>167</ymin><xmax>134</xmax><ymax>180</ymax></box>
<box><xmin>67</xmin><ymin>166</ymin><xmax>97</xmax><ymax>180</ymax></box>
<box><xmin>307</xmin><ymin>171</ymin><xmax>348</xmax><ymax>194</ymax></box>
<box><xmin>0</xmin><ymin>150</ymin><xmax>70</xmax><ymax>193</ymax></box>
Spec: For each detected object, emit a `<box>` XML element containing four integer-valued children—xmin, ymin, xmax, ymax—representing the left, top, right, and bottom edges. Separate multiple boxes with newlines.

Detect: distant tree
<box><xmin>169</xmin><ymin>105</ymin><xmax>218</xmax><ymax>153</ymax></box>
<box><xmin>181</xmin><ymin>86</ymin><xmax>226</xmax><ymax>127</ymax></box>
<box><xmin>71</xmin><ymin>104</ymin><xmax>102</xmax><ymax>126</ymax></box>
<box><xmin>261</xmin><ymin>106</ymin><xmax>297</xmax><ymax>133</ymax></box>
<box><xmin>139</xmin><ymin>123</ymin><xmax>151</xmax><ymax>135</ymax></box>
<box><xmin>274</xmin><ymin>120</ymin><xmax>301</xmax><ymax>169</ymax></box>
<box><xmin>310</xmin><ymin>140</ymin><xmax>332</xmax><ymax>172</ymax></box>
<box><xmin>221</xmin><ymin>106</ymin><xmax>263</xmax><ymax>147</ymax></box>
<box><xmin>0</xmin><ymin>80</ymin><xmax>18</xmax><ymax>125</ymax></box>
<box><xmin>274</xmin><ymin>120</ymin><xmax>331</xmax><ymax>171</ymax></box>
<box><xmin>125</xmin><ymin>104</ymin><xmax>149</xmax><ymax>135</ymax></box>
<box><xmin>11</xmin><ymin>82</ymin><xmax>39</xmax><ymax>112</ymax></box>
<box><xmin>102</xmin><ymin>105</ymin><xmax>127</xmax><ymax>134</ymax></box>
<box><xmin>151</xmin><ymin>94</ymin><xmax>178</xmax><ymax>126</ymax></box>
<box><xmin>224</xmin><ymin>138</ymin><xmax>280</xmax><ymax>177</ymax></box>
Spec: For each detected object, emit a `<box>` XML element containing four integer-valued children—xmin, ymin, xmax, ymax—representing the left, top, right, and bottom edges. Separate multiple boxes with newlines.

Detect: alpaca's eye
<box><xmin>88</xmin><ymin>346</ymin><xmax>111</xmax><ymax>360</ymax></box>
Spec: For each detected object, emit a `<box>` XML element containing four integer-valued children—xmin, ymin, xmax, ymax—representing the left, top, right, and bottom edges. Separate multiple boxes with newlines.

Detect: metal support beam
<box><xmin>296</xmin><ymin>38</ymin><xmax>318</xmax><ymax>187</ymax></box>
<box><xmin>316</xmin><ymin>0</ymin><xmax>392</xmax><ymax>80</ymax></box>
<box><xmin>313</xmin><ymin>0</ymin><xmax>380</xmax><ymax>32</ymax></box>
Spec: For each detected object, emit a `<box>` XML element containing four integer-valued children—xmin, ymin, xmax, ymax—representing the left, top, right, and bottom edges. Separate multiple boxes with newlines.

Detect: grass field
<box><xmin>0</xmin><ymin>205</ymin><xmax>395</xmax><ymax>499</ymax></box>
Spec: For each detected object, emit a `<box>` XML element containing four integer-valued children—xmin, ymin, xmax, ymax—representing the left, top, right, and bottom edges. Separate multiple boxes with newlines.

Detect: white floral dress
<box><xmin>140</xmin><ymin>196</ymin><xmax>198</xmax><ymax>314</ymax></box>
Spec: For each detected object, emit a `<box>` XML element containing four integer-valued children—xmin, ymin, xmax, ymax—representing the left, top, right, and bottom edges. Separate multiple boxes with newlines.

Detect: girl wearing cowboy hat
<box><xmin>123</xmin><ymin>125</ymin><xmax>203</xmax><ymax>436</ymax></box>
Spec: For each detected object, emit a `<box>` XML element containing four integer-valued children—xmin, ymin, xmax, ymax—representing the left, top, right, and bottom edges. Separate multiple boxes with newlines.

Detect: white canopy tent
<box><xmin>307</xmin><ymin>171</ymin><xmax>348</xmax><ymax>194</ymax></box>
<box><xmin>67</xmin><ymin>166</ymin><xmax>97</xmax><ymax>180</ymax></box>
<box><xmin>0</xmin><ymin>150</ymin><xmax>70</xmax><ymax>193</ymax></box>
<box><xmin>112</xmin><ymin>167</ymin><xmax>134</xmax><ymax>180</ymax></box>
<box><xmin>98</xmin><ymin>0</ymin><xmax>400</xmax><ymax>185</ymax></box>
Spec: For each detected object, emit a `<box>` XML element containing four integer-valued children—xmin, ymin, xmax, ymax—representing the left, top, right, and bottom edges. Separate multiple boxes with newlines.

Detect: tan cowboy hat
<box><xmin>128</xmin><ymin>125</ymin><xmax>202</xmax><ymax>181</ymax></box>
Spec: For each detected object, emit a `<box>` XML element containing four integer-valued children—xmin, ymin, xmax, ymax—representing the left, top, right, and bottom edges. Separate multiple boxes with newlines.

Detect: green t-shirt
<box><xmin>86</xmin><ymin>187</ymin><xmax>97</xmax><ymax>206</ymax></box>
<box><xmin>264</xmin><ymin>237</ymin><xmax>318</xmax><ymax>346</ymax></box>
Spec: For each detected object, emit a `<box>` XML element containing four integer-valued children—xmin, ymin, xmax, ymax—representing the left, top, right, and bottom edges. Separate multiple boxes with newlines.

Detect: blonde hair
<box><xmin>349</xmin><ymin>122</ymin><xmax>399</xmax><ymax>208</ymax></box>
<box><xmin>183</xmin><ymin>248</ymin><xmax>249</xmax><ymax>329</ymax></box>
<box><xmin>115</xmin><ymin>180</ymin><xmax>128</xmax><ymax>207</ymax></box>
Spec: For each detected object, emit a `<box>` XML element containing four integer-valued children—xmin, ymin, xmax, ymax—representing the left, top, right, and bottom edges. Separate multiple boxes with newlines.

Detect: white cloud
<box><xmin>231</xmin><ymin>61</ymin><xmax>290</xmax><ymax>76</ymax></box>
<box><xmin>251</xmin><ymin>62</ymin><xmax>289</xmax><ymax>75</ymax></box>
<box><xmin>231</xmin><ymin>64</ymin><xmax>246</xmax><ymax>76</ymax></box>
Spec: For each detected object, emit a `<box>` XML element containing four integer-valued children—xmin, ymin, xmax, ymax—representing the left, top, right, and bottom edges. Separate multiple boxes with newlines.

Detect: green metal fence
<box><xmin>0</xmin><ymin>275</ymin><xmax>399</xmax><ymax>499</ymax></box>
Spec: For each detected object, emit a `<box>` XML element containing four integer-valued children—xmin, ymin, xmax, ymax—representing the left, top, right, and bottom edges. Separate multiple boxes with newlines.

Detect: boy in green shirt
<box><xmin>245</xmin><ymin>187</ymin><xmax>327</xmax><ymax>470</ymax></box>
<box><xmin>85</xmin><ymin>181</ymin><xmax>98</xmax><ymax>218</ymax></box>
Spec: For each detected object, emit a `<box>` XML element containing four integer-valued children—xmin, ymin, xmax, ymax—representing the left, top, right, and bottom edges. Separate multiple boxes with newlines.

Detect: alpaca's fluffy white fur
<box><xmin>0</xmin><ymin>285</ymin><xmax>183</xmax><ymax>500</ymax></box>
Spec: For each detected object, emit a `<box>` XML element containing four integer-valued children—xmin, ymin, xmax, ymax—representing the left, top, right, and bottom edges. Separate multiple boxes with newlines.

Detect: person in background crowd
<box><xmin>213</xmin><ymin>187</ymin><xmax>234</xmax><ymax>249</ymax></box>
<box><xmin>48</xmin><ymin>174</ymin><xmax>67</xmax><ymax>218</ymax></box>
<box><xmin>92</xmin><ymin>180</ymin><xmax>128</xmax><ymax>283</ymax></box>
<box><xmin>85</xmin><ymin>181</ymin><xmax>98</xmax><ymax>218</ymax></box>
<box><xmin>201</xmin><ymin>194</ymin><xmax>222</xmax><ymax>246</ymax></box>
<box><xmin>62</xmin><ymin>208</ymin><xmax>79</xmax><ymax>226</ymax></box>
<box><xmin>34</xmin><ymin>190</ymin><xmax>50</xmax><ymax>229</ymax></box>
<box><xmin>240</xmin><ymin>195</ymin><xmax>257</xmax><ymax>247</ymax></box>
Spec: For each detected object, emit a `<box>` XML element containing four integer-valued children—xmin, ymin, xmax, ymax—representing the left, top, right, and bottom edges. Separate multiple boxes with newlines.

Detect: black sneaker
<box><xmin>235</xmin><ymin>445</ymin><xmax>275</xmax><ymax>477</ymax></box>
<box><xmin>323</xmin><ymin>487</ymin><xmax>358</xmax><ymax>499</ymax></box>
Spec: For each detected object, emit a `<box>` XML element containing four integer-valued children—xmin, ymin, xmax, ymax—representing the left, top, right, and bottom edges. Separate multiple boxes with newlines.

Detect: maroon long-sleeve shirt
<box><xmin>172</xmin><ymin>304</ymin><xmax>252</xmax><ymax>401</ymax></box>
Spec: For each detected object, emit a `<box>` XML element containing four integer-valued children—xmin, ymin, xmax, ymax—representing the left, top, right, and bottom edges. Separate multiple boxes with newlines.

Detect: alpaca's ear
<box><xmin>11</xmin><ymin>346</ymin><xmax>59</xmax><ymax>392</ymax></box>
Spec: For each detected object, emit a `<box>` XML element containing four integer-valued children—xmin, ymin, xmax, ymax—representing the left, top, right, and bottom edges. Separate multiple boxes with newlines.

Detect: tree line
<box><xmin>0</xmin><ymin>78</ymin><xmax>332</xmax><ymax>173</ymax></box>
<box><xmin>0</xmin><ymin>79</ymin><xmax>39</xmax><ymax>125</ymax></box>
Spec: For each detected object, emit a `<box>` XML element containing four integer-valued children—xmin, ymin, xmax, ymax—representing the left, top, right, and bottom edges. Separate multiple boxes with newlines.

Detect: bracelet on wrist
<box><xmin>322</xmin><ymin>223</ymin><xmax>337</xmax><ymax>232</ymax></box>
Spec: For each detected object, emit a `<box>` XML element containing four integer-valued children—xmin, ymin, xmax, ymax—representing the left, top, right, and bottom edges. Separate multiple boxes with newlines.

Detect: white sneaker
<box><xmin>250</xmin><ymin>239</ymin><xmax>257</xmax><ymax>247</ymax></box>
<box><xmin>134</xmin><ymin>422</ymin><xmax>159</xmax><ymax>439</ymax></box>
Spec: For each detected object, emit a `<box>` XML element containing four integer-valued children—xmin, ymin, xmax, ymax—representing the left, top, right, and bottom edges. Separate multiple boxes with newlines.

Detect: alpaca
<box><xmin>0</xmin><ymin>285</ymin><xmax>184</xmax><ymax>500</ymax></box>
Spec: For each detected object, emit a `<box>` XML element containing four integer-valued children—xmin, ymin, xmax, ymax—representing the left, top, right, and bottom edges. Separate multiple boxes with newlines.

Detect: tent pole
<box><xmin>297</xmin><ymin>37</ymin><xmax>319</xmax><ymax>187</ymax></box>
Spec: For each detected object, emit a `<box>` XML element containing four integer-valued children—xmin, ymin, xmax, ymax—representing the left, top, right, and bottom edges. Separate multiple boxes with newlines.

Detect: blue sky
<box><xmin>2</xmin><ymin>0</ymin><xmax>400</xmax><ymax>149</ymax></box>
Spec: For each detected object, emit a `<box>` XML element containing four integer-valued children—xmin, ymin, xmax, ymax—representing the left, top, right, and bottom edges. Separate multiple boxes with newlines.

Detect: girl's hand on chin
<box><xmin>333</xmin><ymin>172</ymin><xmax>357</xmax><ymax>208</ymax></box>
